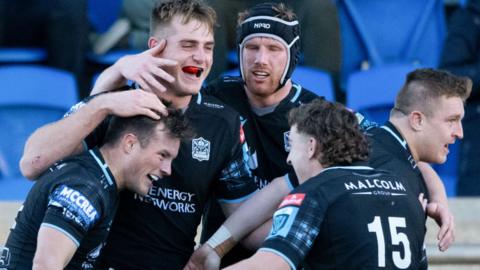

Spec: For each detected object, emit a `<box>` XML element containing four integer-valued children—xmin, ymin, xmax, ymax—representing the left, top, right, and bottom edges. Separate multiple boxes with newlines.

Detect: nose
<box><xmin>254</xmin><ymin>47</ymin><xmax>268</xmax><ymax>65</ymax></box>
<box><xmin>192</xmin><ymin>47</ymin><xmax>208</xmax><ymax>64</ymax></box>
<box><xmin>286</xmin><ymin>152</ymin><xmax>292</xmax><ymax>165</ymax></box>
<box><xmin>454</xmin><ymin>122</ymin><xmax>464</xmax><ymax>140</ymax></box>
<box><xmin>160</xmin><ymin>160</ymin><xmax>172</xmax><ymax>176</ymax></box>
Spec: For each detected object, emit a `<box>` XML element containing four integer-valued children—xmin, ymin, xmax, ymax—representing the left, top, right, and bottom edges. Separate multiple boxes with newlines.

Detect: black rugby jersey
<box><xmin>261</xmin><ymin>165</ymin><xmax>426</xmax><ymax>270</ymax></box>
<box><xmin>75</xmin><ymin>92</ymin><xmax>257</xmax><ymax>269</ymax></box>
<box><xmin>200</xmin><ymin>76</ymin><xmax>318</xmax><ymax>264</ymax></box>
<box><xmin>3</xmin><ymin>148</ymin><xmax>118</xmax><ymax>270</ymax></box>
<box><xmin>361</xmin><ymin>120</ymin><xmax>429</xmax><ymax>198</ymax></box>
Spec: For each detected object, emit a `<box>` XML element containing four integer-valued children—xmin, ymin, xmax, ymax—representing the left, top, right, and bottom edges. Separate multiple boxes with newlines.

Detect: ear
<box><xmin>307</xmin><ymin>137</ymin><xmax>318</xmax><ymax>159</ymax></box>
<box><xmin>122</xmin><ymin>133</ymin><xmax>139</xmax><ymax>154</ymax></box>
<box><xmin>409</xmin><ymin>111</ymin><xmax>424</xmax><ymax>131</ymax></box>
<box><xmin>148</xmin><ymin>37</ymin><xmax>159</xmax><ymax>49</ymax></box>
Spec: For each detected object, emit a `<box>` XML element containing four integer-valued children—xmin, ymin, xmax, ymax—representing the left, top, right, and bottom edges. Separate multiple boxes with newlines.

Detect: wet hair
<box><xmin>288</xmin><ymin>98</ymin><xmax>369</xmax><ymax>167</ymax></box>
<box><xmin>392</xmin><ymin>68</ymin><xmax>472</xmax><ymax>117</ymax></box>
<box><xmin>103</xmin><ymin>108</ymin><xmax>194</xmax><ymax>148</ymax></box>
<box><xmin>150</xmin><ymin>0</ymin><xmax>217</xmax><ymax>36</ymax></box>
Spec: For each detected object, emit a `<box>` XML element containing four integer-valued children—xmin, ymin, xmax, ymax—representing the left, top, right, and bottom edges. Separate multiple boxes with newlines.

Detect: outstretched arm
<box><xmin>184</xmin><ymin>176</ymin><xmax>291</xmax><ymax>270</ymax></box>
<box><xmin>418</xmin><ymin>162</ymin><xmax>455</xmax><ymax>251</ymax></box>
<box><xmin>20</xmin><ymin>90</ymin><xmax>166</xmax><ymax>179</ymax></box>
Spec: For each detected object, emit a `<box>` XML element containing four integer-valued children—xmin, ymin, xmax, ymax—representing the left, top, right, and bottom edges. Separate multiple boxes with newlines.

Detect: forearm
<box><xmin>91</xmin><ymin>59</ymin><xmax>128</xmax><ymax>95</ymax></box>
<box><xmin>418</xmin><ymin>162</ymin><xmax>449</xmax><ymax>207</ymax></box>
<box><xmin>223</xmin><ymin>176</ymin><xmax>290</xmax><ymax>241</ymax></box>
<box><xmin>240</xmin><ymin>219</ymin><xmax>272</xmax><ymax>250</ymax></box>
<box><xmin>20</xmin><ymin>99</ymin><xmax>109</xmax><ymax>179</ymax></box>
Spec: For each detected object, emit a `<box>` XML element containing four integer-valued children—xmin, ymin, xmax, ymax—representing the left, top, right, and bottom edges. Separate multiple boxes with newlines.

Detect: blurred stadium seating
<box><xmin>337</xmin><ymin>0</ymin><xmax>446</xmax><ymax>87</ymax></box>
<box><xmin>0</xmin><ymin>65</ymin><xmax>78</xmax><ymax>200</ymax></box>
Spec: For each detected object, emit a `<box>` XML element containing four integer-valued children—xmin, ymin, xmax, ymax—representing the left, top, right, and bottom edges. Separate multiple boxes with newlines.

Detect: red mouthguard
<box><xmin>182</xmin><ymin>66</ymin><xmax>203</xmax><ymax>77</ymax></box>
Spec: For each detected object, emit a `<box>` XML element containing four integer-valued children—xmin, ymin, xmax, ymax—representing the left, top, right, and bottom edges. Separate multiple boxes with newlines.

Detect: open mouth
<box><xmin>148</xmin><ymin>174</ymin><xmax>160</xmax><ymax>182</ymax></box>
<box><xmin>182</xmin><ymin>66</ymin><xmax>204</xmax><ymax>78</ymax></box>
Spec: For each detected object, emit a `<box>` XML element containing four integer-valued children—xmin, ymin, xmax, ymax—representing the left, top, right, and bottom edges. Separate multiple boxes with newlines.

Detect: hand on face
<box><xmin>116</xmin><ymin>39</ymin><xmax>178</xmax><ymax>95</ymax></box>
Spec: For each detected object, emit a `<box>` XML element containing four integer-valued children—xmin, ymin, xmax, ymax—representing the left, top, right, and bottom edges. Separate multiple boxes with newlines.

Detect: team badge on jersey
<box><xmin>268</xmin><ymin>206</ymin><xmax>299</xmax><ymax>238</ymax></box>
<box><xmin>279</xmin><ymin>193</ymin><xmax>305</xmax><ymax>208</ymax></box>
<box><xmin>192</xmin><ymin>137</ymin><xmax>211</xmax><ymax>161</ymax></box>
<box><xmin>283</xmin><ymin>131</ymin><xmax>291</xmax><ymax>152</ymax></box>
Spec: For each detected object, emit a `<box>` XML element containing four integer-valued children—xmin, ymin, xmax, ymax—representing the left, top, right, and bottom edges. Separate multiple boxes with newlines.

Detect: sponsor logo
<box><xmin>203</xmin><ymin>102</ymin><xmax>224</xmax><ymax>109</ymax></box>
<box><xmin>271</xmin><ymin>214</ymin><xmax>289</xmax><ymax>235</ymax></box>
<box><xmin>134</xmin><ymin>186</ymin><xmax>197</xmax><ymax>213</ymax></box>
<box><xmin>192</xmin><ymin>137</ymin><xmax>210</xmax><ymax>161</ymax></box>
<box><xmin>49</xmin><ymin>185</ymin><xmax>99</xmax><ymax>229</ymax></box>
<box><xmin>283</xmin><ymin>131</ymin><xmax>291</xmax><ymax>152</ymax></box>
<box><xmin>279</xmin><ymin>193</ymin><xmax>305</xmax><ymax>208</ymax></box>
<box><xmin>254</xmin><ymin>22</ymin><xmax>271</xmax><ymax>29</ymax></box>
<box><xmin>345</xmin><ymin>179</ymin><xmax>407</xmax><ymax>197</ymax></box>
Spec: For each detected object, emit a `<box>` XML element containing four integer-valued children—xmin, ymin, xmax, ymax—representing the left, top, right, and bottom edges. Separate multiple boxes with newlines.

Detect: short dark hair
<box><xmin>150</xmin><ymin>0</ymin><xmax>217</xmax><ymax>36</ymax></box>
<box><xmin>288</xmin><ymin>98</ymin><xmax>369</xmax><ymax>167</ymax></box>
<box><xmin>392</xmin><ymin>68</ymin><xmax>472</xmax><ymax>116</ymax></box>
<box><xmin>103</xmin><ymin>108</ymin><xmax>194</xmax><ymax>148</ymax></box>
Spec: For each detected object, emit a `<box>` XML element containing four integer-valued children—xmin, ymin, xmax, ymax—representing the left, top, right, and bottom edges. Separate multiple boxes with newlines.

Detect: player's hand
<box><xmin>425</xmin><ymin>202</ymin><xmax>455</xmax><ymax>252</ymax></box>
<box><xmin>183</xmin><ymin>244</ymin><xmax>220</xmax><ymax>270</ymax></box>
<box><xmin>116</xmin><ymin>39</ymin><xmax>178</xmax><ymax>94</ymax></box>
<box><xmin>96</xmin><ymin>90</ymin><xmax>168</xmax><ymax>119</ymax></box>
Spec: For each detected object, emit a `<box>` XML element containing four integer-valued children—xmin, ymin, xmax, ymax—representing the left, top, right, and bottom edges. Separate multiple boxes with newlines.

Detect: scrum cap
<box><xmin>236</xmin><ymin>3</ymin><xmax>300</xmax><ymax>88</ymax></box>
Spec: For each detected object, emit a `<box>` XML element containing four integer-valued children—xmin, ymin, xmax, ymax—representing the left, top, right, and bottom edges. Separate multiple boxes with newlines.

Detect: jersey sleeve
<box><xmin>41</xmin><ymin>182</ymin><xmax>105</xmax><ymax>246</ymax></box>
<box><xmin>215</xmin><ymin>119</ymin><xmax>258</xmax><ymax>204</ymax></box>
<box><xmin>260</xmin><ymin>191</ymin><xmax>327</xmax><ymax>270</ymax></box>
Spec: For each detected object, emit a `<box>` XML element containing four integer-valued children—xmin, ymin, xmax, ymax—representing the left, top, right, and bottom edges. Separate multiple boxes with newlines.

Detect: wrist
<box><xmin>206</xmin><ymin>225</ymin><xmax>237</xmax><ymax>258</ymax></box>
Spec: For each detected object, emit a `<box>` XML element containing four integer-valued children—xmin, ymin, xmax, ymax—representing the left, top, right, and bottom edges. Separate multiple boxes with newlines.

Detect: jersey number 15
<box><xmin>368</xmin><ymin>216</ymin><xmax>411</xmax><ymax>269</ymax></box>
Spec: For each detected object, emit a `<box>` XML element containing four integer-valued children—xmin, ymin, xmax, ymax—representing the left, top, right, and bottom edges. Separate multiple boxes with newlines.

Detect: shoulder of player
<box><xmin>193</xmin><ymin>93</ymin><xmax>241</xmax><ymax>127</ymax></box>
<box><xmin>203</xmin><ymin>75</ymin><xmax>244</xmax><ymax>95</ymax></box>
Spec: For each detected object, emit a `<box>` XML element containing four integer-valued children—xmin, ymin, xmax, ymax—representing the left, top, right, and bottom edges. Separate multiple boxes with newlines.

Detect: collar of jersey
<box><xmin>89</xmin><ymin>147</ymin><xmax>116</xmax><ymax>187</ymax></box>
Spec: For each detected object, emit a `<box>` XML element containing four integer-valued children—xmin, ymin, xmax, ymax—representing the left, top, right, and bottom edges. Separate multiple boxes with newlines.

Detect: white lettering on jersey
<box><xmin>58</xmin><ymin>186</ymin><xmax>98</xmax><ymax>221</ymax></box>
<box><xmin>134</xmin><ymin>187</ymin><xmax>197</xmax><ymax>213</ymax></box>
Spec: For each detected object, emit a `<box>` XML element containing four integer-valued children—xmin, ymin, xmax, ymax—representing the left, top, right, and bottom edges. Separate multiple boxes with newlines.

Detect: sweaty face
<box><xmin>286</xmin><ymin>125</ymin><xmax>313</xmax><ymax>183</ymax></box>
<box><xmin>154</xmin><ymin>15</ymin><xmax>214</xmax><ymax>97</ymax></box>
<box><xmin>417</xmin><ymin>96</ymin><xmax>464</xmax><ymax>164</ymax></box>
<box><xmin>126</xmin><ymin>124</ymin><xmax>180</xmax><ymax>196</ymax></box>
<box><xmin>241</xmin><ymin>37</ymin><xmax>288</xmax><ymax>98</ymax></box>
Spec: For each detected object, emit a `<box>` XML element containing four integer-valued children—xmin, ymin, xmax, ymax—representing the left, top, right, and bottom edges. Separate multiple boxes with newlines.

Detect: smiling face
<box><xmin>416</xmin><ymin>96</ymin><xmax>464</xmax><ymax>164</ymax></box>
<box><xmin>151</xmin><ymin>15</ymin><xmax>214</xmax><ymax>97</ymax></box>
<box><xmin>241</xmin><ymin>36</ymin><xmax>289</xmax><ymax>99</ymax></box>
<box><xmin>124</xmin><ymin>123</ymin><xmax>180</xmax><ymax>195</ymax></box>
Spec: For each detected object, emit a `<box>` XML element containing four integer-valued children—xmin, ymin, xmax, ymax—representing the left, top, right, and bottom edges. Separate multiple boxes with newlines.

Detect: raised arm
<box><xmin>20</xmin><ymin>90</ymin><xmax>166</xmax><ymax>179</ymax></box>
<box><xmin>32</xmin><ymin>226</ymin><xmax>77</xmax><ymax>270</ymax></box>
<box><xmin>92</xmin><ymin>39</ymin><xmax>177</xmax><ymax>95</ymax></box>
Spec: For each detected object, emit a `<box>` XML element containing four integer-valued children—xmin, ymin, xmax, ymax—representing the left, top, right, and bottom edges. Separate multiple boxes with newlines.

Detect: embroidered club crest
<box><xmin>283</xmin><ymin>131</ymin><xmax>291</xmax><ymax>152</ymax></box>
<box><xmin>192</xmin><ymin>137</ymin><xmax>211</xmax><ymax>161</ymax></box>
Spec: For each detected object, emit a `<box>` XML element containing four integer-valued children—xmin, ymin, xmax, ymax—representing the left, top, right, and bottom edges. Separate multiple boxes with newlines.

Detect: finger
<box><xmin>155</xmin><ymin>57</ymin><xmax>178</xmax><ymax>67</ymax></box>
<box><xmin>143</xmin><ymin>73</ymin><xmax>167</xmax><ymax>93</ymax></box>
<box><xmin>135</xmin><ymin>77</ymin><xmax>151</xmax><ymax>93</ymax></box>
<box><xmin>142</xmin><ymin>108</ymin><xmax>162</xmax><ymax>120</ymax></box>
<box><xmin>150</xmin><ymin>39</ymin><xmax>167</xmax><ymax>56</ymax></box>
<box><xmin>151</xmin><ymin>66</ymin><xmax>175</xmax><ymax>83</ymax></box>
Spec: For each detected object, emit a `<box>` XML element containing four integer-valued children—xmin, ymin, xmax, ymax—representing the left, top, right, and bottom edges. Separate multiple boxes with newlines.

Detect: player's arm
<box><xmin>417</xmin><ymin>162</ymin><xmax>455</xmax><ymax>251</ymax></box>
<box><xmin>184</xmin><ymin>177</ymin><xmax>291</xmax><ymax>270</ymax></box>
<box><xmin>224</xmin><ymin>251</ymin><xmax>290</xmax><ymax>270</ymax></box>
<box><xmin>20</xmin><ymin>90</ymin><xmax>165</xmax><ymax>179</ymax></box>
<box><xmin>92</xmin><ymin>39</ymin><xmax>177</xmax><ymax>95</ymax></box>
<box><xmin>32</xmin><ymin>226</ymin><xmax>78</xmax><ymax>270</ymax></box>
